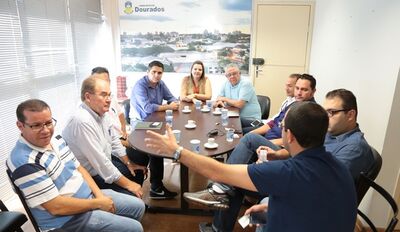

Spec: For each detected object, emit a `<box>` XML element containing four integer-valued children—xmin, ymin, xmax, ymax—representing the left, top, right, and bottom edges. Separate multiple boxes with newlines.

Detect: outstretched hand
<box><xmin>145</xmin><ymin>125</ymin><xmax>179</xmax><ymax>158</ymax></box>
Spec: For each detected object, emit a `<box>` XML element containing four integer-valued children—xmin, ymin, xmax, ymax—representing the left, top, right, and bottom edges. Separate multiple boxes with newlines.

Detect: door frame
<box><xmin>249</xmin><ymin>0</ymin><xmax>315</xmax><ymax>84</ymax></box>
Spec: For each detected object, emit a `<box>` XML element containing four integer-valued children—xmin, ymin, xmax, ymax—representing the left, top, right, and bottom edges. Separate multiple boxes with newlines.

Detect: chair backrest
<box><xmin>6</xmin><ymin>168</ymin><xmax>41</xmax><ymax>232</ymax></box>
<box><xmin>257</xmin><ymin>95</ymin><xmax>271</xmax><ymax>119</ymax></box>
<box><xmin>0</xmin><ymin>199</ymin><xmax>27</xmax><ymax>232</ymax></box>
<box><xmin>356</xmin><ymin>146</ymin><xmax>383</xmax><ymax>205</ymax></box>
<box><xmin>356</xmin><ymin>173</ymin><xmax>398</xmax><ymax>232</ymax></box>
<box><xmin>122</xmin><ymin>99</ymin><xmax>131</xmax><ymax>124</ymax></box>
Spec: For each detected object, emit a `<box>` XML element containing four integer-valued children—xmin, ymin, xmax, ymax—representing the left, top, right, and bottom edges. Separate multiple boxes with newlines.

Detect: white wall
<box><xmin>309</xmin><ymin>0</ymin><xmax>400</xmax><ymax>226</ymax></box>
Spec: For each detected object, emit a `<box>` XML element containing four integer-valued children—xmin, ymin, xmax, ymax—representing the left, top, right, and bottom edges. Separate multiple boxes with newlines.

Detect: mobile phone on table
<box><xmin>251</xmin><ymin>119</ymin><xmax>262</xmax><ymax>127</ymax></box>
<box><xmin>250</xmin><ymin>211</ymin><xmax>267</xmax><ymax>225</ymax></box>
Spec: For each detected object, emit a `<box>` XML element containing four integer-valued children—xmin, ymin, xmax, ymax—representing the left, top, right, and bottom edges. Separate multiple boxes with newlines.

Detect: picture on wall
<box><xmin>119</xmin><ymin>0</ymin><xmax>252</xmax><ymax>74</ymax></box>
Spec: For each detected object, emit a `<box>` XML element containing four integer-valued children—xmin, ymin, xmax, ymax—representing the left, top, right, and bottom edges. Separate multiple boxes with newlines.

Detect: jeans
<box><xmin>213</xmin><ymin>189</ymin><xmax>261</xmax><ymax>232</ymax></box>
<box><xmin>212</xmin><ymin>133</ymin><xmax>280</xmax><ymax>231</ymax></box>
<box><xmin>61</xmin><ymin>189</ymin><xmax>145</xmax><ymax>232</ymax></box>
<box><xmin>214</xmin><ymin>133</ymin><xmax>280</xmax><ymax>192</ymax></box>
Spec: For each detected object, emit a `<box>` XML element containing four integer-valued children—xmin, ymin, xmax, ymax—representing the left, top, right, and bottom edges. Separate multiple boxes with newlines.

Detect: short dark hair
<box><xmin>326</xmin><ymin>89</ymin><xmax>358</xmax><ymax>118</ymax></box>
<box><xmin>91</xmin><ymin>67</ymin><xmax>109</xmax><ymax>75</ymax></box>
<box><xmin>190</xmin><ymin>60</ymin><xmax>205</xmax><ymax>80</ymax></box>
<box><xmin>289</xmin><ymin>73</ymin><xmax>301</xmax><ymax>80</ymax></box>
<box><xmin>16</xmin><ymin>99</ymin><xmax>50</xmax><ymax>123</ymax></box>
<box><xmin>284</xmin><ymin>102</ymin><xmax>328</xmax><ymax>148</ymax></box>
<box><xmin>148</xmin><ymin>60</ymin><xmax>164</xmax><ymax>71</ymax></box>
<box><xmin>299</xmin><ymin>74</ymin><xmax>316</xmax><ymax>90</ymax></box>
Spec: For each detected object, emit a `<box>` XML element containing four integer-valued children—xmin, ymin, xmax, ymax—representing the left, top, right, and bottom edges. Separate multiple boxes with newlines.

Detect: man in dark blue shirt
<box><xmin>144</xmin><ymin>102</ymin><xmax>357</xmax><ymax>232</ymax></box>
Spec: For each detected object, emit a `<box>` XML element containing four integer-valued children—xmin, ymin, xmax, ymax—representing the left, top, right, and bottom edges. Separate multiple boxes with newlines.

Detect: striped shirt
<box><xmin>7</xmin><ymin>135</ymin><xmax>92</xmax><ymax>230</ymax></box>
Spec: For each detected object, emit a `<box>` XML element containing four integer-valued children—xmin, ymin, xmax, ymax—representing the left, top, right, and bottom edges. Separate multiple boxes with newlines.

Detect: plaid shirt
<box><xmin>116</xmin><ymin>76</ymin><xmax>128</xmax><ymax>101</ymax></box>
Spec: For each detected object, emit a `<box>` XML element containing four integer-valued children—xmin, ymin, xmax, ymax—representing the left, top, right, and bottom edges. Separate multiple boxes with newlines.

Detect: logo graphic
<box><xmin>124</xmin><ymin>1</ymin><xmax>133</xmax><ymax>14</ymax></box>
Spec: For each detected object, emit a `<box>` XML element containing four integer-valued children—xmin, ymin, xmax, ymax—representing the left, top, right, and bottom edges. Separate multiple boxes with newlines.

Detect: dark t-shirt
<box><xmin>248</xmin><ymin>146</ymin><xmax>357</xmax><ymax>232</ymax></box>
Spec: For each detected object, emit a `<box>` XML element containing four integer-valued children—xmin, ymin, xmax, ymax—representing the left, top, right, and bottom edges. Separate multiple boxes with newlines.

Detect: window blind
<box><xmin>0</xmin><ymin>0</ymin><xmax>103</xmax><ymax>201</ymax></box>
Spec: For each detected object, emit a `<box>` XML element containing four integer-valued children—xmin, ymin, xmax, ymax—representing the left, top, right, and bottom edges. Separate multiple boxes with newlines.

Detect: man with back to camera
<box><xmin>7</xmin><ymin>99</ymin><xmax>145</xmax><ymax>232</ymax></box>
<box><xmin>129</xmin><ymin>60</ymin><xmax>179</xmax><ymax>199</ymax></box>
<box><xmin>144</xmin><ymin>101</ymin><xmax>357</xmax><ymax>232</ymax></box>
<box><xmin>91</xmin><ymin>67</ymin><xmax>148</xmax><ymax>186</ymax></box>
<box><xmin>63</xmin><ymin>76</ymin><xmax>146</xmax><ymax>198</ymax></box>
<box><xmin>243</xmin><ymin>88</ymin><xmax>375</xmax><ymax>231</ymax></box>
<box><xmin>182</xmin><ymin>74</ymin><xmax>316</xmax><ymax>209</ymax></box>
<box><xmin>214</xmin><ymin>63</ymin><xmax>261</xmax><ymax>133</ymax></box>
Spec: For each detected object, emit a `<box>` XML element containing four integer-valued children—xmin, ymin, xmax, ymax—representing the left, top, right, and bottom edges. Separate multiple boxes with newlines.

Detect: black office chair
<box><xmin>356</xmin><ymin>146</ymin><xmax>383</xmax><ymax>206</ymax></box>
<box><xmin>256</xmin><ymin>95</ymin><xmax>270</xmax><ymax>120</ymax></box>
<box><xmin>356</xmin><ymin>173</ymin><xmax>398</xmax><ymax>232</ymax></box>
<box><xmin>6</xmin><ymin>168</ymin><xmax>41</xmax><ymax>232</ymax></box>
<box><xmin>0</xmin><ymin>199</ymin><xmax>27</xmax><ymax>232</ymax></box>
<box><xmin>122</xmin><ymin>99</ymin><xmax>131</xmax><ymax>124</ymax></box>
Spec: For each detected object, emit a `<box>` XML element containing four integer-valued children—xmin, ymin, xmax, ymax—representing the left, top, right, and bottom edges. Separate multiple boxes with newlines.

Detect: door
<box><xmin>251</xmin><ymin>2</ymin><xmax>313</xmax><ymax>115</ymax></box>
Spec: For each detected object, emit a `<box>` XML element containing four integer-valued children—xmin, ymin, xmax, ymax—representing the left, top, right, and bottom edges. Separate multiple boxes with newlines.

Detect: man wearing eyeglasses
<box><xmin>264</xmin><ymin>89</ymin><xmax>374</xmax><ymax>181</ymax></box>
<box><xmin>214</xmin><ymin>63</ymin><xmax>261</xmax><ymax>130</ymax></box>
<box><xmin>7</xmin><ymin>99</ymin><xmax>145</xmax><ymax>231</ymax></box>
<box><xmin>63</xmin><ymin>76</ymin><xmax>146</xmax><ymax>199</ymax></box>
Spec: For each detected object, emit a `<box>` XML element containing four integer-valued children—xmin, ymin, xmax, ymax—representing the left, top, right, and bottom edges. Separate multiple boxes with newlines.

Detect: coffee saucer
<box><xmin>185</xmin><ymin>124</ymin><xmax>196</xmax><ymax>129</ymax></box>
<box><xmin>204</xmin><ymin>142</ymin><xmax>218</xmax><ymax>149</ymax></box>
<box><xmin>213</xmin><ymin>111</ymin><xmax>222</xmax><ymax>115</ymax></box>
<box><xmin>201</xmin><ymin>108</ymin><xmax>210</xmax><ymax>112</ymax></box>
<box><xmin>182</xmin><ymin>109</ymin><xmax>191</xmax><ymax>113</ymax></box>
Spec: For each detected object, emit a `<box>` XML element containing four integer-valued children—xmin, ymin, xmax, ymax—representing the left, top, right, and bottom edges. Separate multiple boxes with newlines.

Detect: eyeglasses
<box><xmin>326</xmin><ymin>109</ymin><xmax>350</xmax><ymax>117</ymax></box>
<box><xmin>23</xmin><ymin>118</ymin><xmax>57</xmax><ymax>131</ymax></box>
<box><xmin>225</xmin><ymin>72</ymin><xmax>239</xmax><ymax>78</ymax></box>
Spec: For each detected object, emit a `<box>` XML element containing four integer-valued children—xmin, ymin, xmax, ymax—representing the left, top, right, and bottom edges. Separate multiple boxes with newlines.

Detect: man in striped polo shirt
<box><xmin>7</xmin><ymin>99</ymin><xmax>145</xmax><ymax>232</ymax></box>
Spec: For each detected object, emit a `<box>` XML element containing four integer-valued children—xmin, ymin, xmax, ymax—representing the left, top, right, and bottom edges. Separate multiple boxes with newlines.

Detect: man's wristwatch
<box><xmin>173</xmin><ymin>146</ymin><xmax>184</xmax><ymax>162</ymax></box>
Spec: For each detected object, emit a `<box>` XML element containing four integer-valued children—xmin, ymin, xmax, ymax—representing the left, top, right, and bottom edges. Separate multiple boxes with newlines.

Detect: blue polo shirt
<box><xmin>219</xmin><ymin>79</ymin><xmax>261</xmax><ymax>120</ymax></box>
<box><xmin>325</xmin><ymin>125</ymin><xmax>374</xmax><ymax>181</ymax></box>
<box><xmin>130</xmin><ymin>75</ymin><xmax>177</xmax><ymax>120</ymax></box>
<box><xmin>248</xmin><ymin>146</ymin><xmax>357</xmax><ymax>232</ymax></box>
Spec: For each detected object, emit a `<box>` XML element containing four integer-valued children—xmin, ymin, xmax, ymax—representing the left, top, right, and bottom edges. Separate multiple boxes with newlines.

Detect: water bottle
<box><xmin>221</xmin><ymin>109</ymin><xmax>228</xmax><ymax>126</ymax></box>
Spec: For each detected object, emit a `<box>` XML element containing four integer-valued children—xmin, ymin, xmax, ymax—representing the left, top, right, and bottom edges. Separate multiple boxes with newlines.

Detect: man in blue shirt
<box><xmin>8</xmin><ymin>99</ymin><xmax>145</xmax><ymax>232</ymax></box>
<box><xmin>130</xmin><ymin>60</ymin><xmax>179</xmax><ymax>199</ymax></box>
<box><xmin>144</xmin><ymin>102</ymin><xmax>357</xmax><ymax>232</ymax></box>
<box><xmin>214</xmin><ymin>64</ymin><xmax>261</xmax><ymax>131</ymax></box>
<box><xmin>182</xmin><ymin>74</ymin><xmax>316</xmax><ymax>210</ymax></box>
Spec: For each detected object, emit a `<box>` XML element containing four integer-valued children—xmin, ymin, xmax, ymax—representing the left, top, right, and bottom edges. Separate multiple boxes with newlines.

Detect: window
<box><xmin>0</xmin><ymin>0</ymin><xmax>103</xmax><ymax>201</ymax></box>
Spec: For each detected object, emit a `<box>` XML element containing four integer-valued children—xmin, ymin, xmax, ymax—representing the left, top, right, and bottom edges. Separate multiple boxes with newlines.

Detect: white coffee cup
<box><xmin>172</xmin><ymin>129</ymin><xmax>181</xmax><ymax>143</ymax></box>
<box><xmin>207</xmin><ymin>138</ymin><xmax>215</xmax><ymax>145</ymax></box>
<box><xmin>188</xmin><ymin>120</ymin><xmax>196</xmax><ymax>126</ymax></box>
<box><xmin>190</xmin><ymin>139</ymin><xmax>201</xmax><ymax>153</ymax></box>
<box><xmin>215</xmin><ymin>107</ymin><xmax>221</xmax><ymax>113</ymax></box>
<box><xmin>202</xmin><ymin>105</ymin><xmax>209</xmax><ymax>110</ymax></box>
<box><xmin>184</xmin><ymin>105</ymin><xmax>190</xmax><ymax>111</ymax></box>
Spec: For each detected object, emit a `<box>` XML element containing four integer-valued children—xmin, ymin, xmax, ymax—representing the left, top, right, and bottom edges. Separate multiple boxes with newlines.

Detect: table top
<box><xmin>128</xmin><ymin>101</ymin><xmax>243</xmax><ymax>157</ymax></box>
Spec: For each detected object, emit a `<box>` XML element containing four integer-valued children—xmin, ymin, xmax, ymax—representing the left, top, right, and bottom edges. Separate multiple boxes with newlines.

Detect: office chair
<box><xmin>256</xmin><ymin>95</ymin><xmax>270</xmax><ymax>120</ymax></box>
<box><xmin>0</xmin><ymin>199</ymin><xmax>27</xmax><ymax>232</ymax></box>
<box><xmin>6</xmin><ymin>168</ymin><xmax>41</xmax><ymax>232</ymax></box>
<box><xmin>356</xmin><ymin>173</ymin><xmax>398</xmax><ymax>232</ymax></box>
<box><xmin>356</xmin><ymin>146</ymin><xmax>383</xmax><ymax>205</ymax></box>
